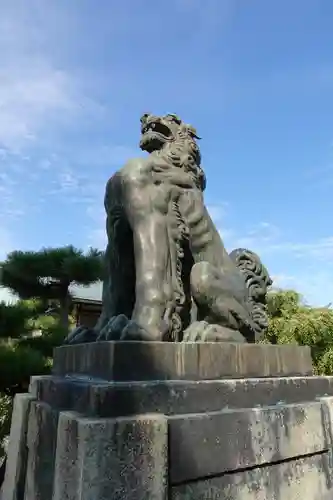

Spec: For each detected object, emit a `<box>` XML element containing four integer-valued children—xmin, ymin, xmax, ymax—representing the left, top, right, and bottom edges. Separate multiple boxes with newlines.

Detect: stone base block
<box><xmin>169</xmin><ymin>399</ymin><xmax>332</xmax><ymax>484</ymax></box>
<box><xmin>1</xmin><ymin>394</ymin><xmax>35</xmax><ymax>500</ymax></box>
<box><xmin>4</xmin><ymin>395</ymin><xmax>168</xmax><ymax>500</ymax></box>
<box><xmin>53</xmin><ymin>341</ymin><xmax>313</xmax><ymax>380</ymax></box>
<box><xmin>4</xmin><ymin>378</ymin><xmax>333</xmax><ymax>499</ymax></box>
<box><xmin>52</xmin><ymin>412</ymin><xmax>167</xmax><ymax>500</ymax></box>
<box><xmin>24</xmin><ymin>401</ymin><xmax>58</xmax><ymax>500</ymax></box>
<box><xmin>4</xmin><ymin>342</ymin><xmax>333</xmax><ymax>499</ymax></box>
<box><xmin>34</xmin><ymin>373</ymin><xmax>333</xmax><ymax>418</ymax></box>
<box><xmin>172</xmin><ymin>454</ymin><xmax>333</xmax><ymax>500</ymax></box>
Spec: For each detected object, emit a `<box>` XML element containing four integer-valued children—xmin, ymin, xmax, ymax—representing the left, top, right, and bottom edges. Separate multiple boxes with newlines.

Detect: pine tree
<box><xmin>0</xmin><ymin>245</ymin><xmax>104</xmax><ymax>465</ymax></box>
<box><xmin>1</xmin><ymin>246</ymin><xmax>104</xmax><ymax>329</ymax></box>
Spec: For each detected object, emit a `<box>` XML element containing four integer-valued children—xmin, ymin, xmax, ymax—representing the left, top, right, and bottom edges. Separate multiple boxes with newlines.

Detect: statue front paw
<box><xmin>97</xmin><ymin>314</ymin><xmax>153</xmax><ymax>341</ymax></box>
<box><xmin>182</xmin><ymin>321</ymin><xmax>246</xmax><ymax>343</ymax></box>
<box><xmin>64</xmin><ymin>315</ymin><xmax>163</xmax><ymax>345</ymax></box>
<box><xmin>63</xmin><ymin>326</ymin><xmax>98</xmax><ymax>345</ymax></box>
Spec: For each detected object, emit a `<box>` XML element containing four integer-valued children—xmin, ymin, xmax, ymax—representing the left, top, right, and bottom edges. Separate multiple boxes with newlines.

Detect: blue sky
<box><xmin>1</xmin><ymin>0</ymin><xmax>333</xmax><ymax>305</ymax></box>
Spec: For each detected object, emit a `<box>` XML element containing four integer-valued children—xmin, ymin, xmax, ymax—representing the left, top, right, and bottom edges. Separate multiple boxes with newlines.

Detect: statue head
<box><xmin>139</xmin><ymin>113</ymin><xmax>200</xmax><ymax>153</ymax></box>
<box><xmin>139</xmin><ymin>112</ymin><xmax>205</xmax><ymax>190</ymax></box>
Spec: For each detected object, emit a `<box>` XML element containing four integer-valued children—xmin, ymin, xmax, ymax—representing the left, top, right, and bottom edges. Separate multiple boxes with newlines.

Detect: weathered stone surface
<box><xmin>320</xmin><ymin>395</ymin><xmax>333</xmax><ymax>443</ymax></box>
<box><xmin>35</xmin><ymin>374</ymin><xmax>333</xmax><ymax>418</ymax></box>
<box><xmin>172</xmin><ymin>453</ymin><xmax>333</xmax><ymax>499</ymax></box>
<box><xmin>1</xmin><ymin>393</ymin><xmax>35</xmax><ymax>500</ymax></box>
<box><xmin>53</xmin><ymin>412</ymin><xmax>168</xmax><ymax>500</ymax></box>
<box><xmin>5</xmin><ymin>344</ymin><xmax>333</xmax><ymax>500</ymax></box>
<box><xmin>323</xmin><ymin>488</ymin><xmax>333</xmax><ymax>500</ymax></box>
<box><xmin>3</xmin><ymin>376</ymin><xmax>333</xmax><ymax>499</ymax></box>
<box><xmin>52</xmin><ymin>412</ymin><xmax>81</xmax><ymax>500</ymax></box>
<box><xmin>169</xmin><ymin>400</ymin><xmax>330</xmax><ymax>483</ymax></box>
<box><xmin>24</xmin><ymin>401</ymin><xmax>58</xmax><ymax>500</ymax></box>
<box><xmin>28</xmin><ymin>374</ymin><xmax>52</xmax><ymax>397</ymax></box>
<box><xmin>53</xmin><ymin>342</ymin><xmax>312</xmax><ymax>381</ymax></box>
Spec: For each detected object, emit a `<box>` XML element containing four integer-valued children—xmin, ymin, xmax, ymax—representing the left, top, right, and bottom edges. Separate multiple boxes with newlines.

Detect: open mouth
<box><xmin>141</xmin><ymin>121</ymin><xmax>172</xmax><ymax>140</ymax></box>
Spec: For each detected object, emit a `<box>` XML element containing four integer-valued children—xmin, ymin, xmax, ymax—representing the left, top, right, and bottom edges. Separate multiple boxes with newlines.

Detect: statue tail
<box><xmin>229</xmin><ymin>248</ymin><xmax>273</xmax><ymax>341</ymax></box>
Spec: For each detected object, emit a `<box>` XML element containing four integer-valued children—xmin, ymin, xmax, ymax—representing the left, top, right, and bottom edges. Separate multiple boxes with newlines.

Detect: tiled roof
<box><xmin>0</xmin><ymin>281</ymin><xmax>104</xmax><ymax>304</ymax></box>
<box><xmin>69</xmin><ymin>281</ymin><xmax>103</xmax><ymax>303</ymax></box>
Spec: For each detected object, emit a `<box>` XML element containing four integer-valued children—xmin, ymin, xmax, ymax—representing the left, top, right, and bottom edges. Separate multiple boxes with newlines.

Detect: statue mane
<box><xmin>151</xmin><ymin>115</ymin><xmax>206</xmax><ymax>191</ymax></box>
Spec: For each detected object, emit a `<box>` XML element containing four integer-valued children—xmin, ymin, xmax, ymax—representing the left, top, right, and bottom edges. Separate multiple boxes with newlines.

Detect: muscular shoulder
<box><xmin>121</xmin><ymin>157</ymin><xmax>149</xmax><ymax>173</ymax></box>
<box><xmin>118</xmin><ymin>156</ymin><xmax>152</xmax><ymax>185</ymax></box>
<box><xmin>105</xmin><ymin>156</ymin><xmax>151</xmax><ymax>198</ymax></box>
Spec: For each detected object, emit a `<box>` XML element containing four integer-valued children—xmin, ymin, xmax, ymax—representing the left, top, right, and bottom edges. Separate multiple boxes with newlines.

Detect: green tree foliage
<box><xmin>0</xmin><ymin>298</ymin><xmax>74</xmax><ymax>463</ymax></box>
<box><xmin>0</xmin><ymin>394</ymin><xmax>12</xmax><ymax>461</ymax></box>
<box><xmin>0</xmin><ymin>245</ymin><xmax>103</xmax><ymax>466</ymax></box>
<box><xmin>1</xmin><ymin>246</ymin><xmax>104</xmax><ymax>329</ymax></box>
<box><xmin>0</xmin><ymin>299</ymin><xmax>75</xmax><ymax>395</ymax></box>
<box><xmin>265</xmin><ymin>289</ymin><xmax>333</xmax><ymax>374</ymax></box>
<box><xmin>0</xmin><ymin>299</ymin><xmax>45</xmax><ymax>339</ymax></box>
<box><xmin>0</xmin><ymin>301</ymin><xmax>31</xmax><ymax>339</ymax></box>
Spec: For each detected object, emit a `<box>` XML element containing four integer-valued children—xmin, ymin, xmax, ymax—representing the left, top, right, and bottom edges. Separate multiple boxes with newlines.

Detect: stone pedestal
<box><xmin>3</xmin><ymin>342</ymin><xmax>333</xmax><ymax>499</ymax></box>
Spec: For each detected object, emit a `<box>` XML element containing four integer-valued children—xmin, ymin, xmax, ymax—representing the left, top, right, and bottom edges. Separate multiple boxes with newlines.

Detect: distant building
<box><xmin>0</xmin><ymin>286</ymin><xmax>18</xmax><ymax>304</ymax></box>
<box><xmin>0</xmin><ymin>281</ymin><xmax>104</xmax><ymax>328</ymax></box>
<box><xmin>70</xmin><ymin>281</ymin><xmax>103</xmax><ymax>328</ymax></box>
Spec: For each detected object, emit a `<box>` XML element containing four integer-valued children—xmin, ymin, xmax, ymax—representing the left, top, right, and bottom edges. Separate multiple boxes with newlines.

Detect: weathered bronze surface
<box><xmin>65</xmin><ymin>113</ymin><xmax>272</xmax><ymax>344</ymax></box>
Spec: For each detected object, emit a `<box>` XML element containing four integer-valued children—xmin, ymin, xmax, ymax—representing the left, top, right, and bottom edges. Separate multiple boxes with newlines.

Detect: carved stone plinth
<box><xmin>3</xmin><ymin>342</ymin><xmax>333</xmax><ymax>499</ymax></box>
<box><xmin>53</xmin><ymin>341</ymin><xmax>313</xmax><ymax>381</ymax></box>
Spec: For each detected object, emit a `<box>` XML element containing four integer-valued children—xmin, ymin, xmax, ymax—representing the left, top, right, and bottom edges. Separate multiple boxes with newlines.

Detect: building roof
<box><xmin>69</xmin><ymin>281</ymin><xmax>103</xmax><ymax>304</ymax></box>
<box><xmin>0</xmin><ymin>281</ymin><xmax>103</xmax><ymax>305</ymax></box>
<box><xmin>0</xmin><ymin>286</ymin><xmax>18</xmax><ymax>304</ymax></box>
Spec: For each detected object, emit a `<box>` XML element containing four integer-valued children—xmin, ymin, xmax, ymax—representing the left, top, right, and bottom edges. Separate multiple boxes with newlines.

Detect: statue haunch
<box><xmin>65</xmin><ymin>113</ymin><xmax>272</xmax><ymax>345</ymax></box>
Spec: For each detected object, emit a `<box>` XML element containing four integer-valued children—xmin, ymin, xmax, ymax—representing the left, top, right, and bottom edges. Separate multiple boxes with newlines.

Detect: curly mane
<box><xmin>157</xmin><ymin>121</ymin><xmax>206</xmax><ymax>191</ymax></box>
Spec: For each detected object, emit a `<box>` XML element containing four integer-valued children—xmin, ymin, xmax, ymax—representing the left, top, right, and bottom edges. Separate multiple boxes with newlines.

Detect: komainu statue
<box><xmin>65</xmin><ymin>113</ymin><xmax>272</xmax><ymax>345</ymax></box>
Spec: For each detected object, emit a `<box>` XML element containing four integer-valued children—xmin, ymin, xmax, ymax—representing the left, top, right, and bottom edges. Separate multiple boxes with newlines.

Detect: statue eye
<box><xmin>166</xmin><ymin>113</ymin><xmax>181</xmax><ymax>124</ymax></box>
<box><xmin>140</xmin><ymin>113</ymin><xmax>150</xmax><ymax>124</ymax></box>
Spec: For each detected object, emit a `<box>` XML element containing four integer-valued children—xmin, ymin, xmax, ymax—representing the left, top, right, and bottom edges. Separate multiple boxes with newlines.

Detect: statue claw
<box><xmin>97</xmin><ymin>314</ymin><xmax>128</xmax><ymax>341</ymax></box>
<box><xmin>64</xmin><ymin>314</ymin><xmax>164</xmax><ymax>345</ymax></box>
<box><xmin>96</xmin><ymin>315</ymin><xmax>153</xmax><ymax>341</ymax></box>
<box><xmin>182</xmin><ymin>321</ymin><xmax>246</xmax><ymax>343</ymax></box>
<box><xmin>63</xmin><ymin>326</ymin><xmax>98</xmax><ymax>345</ymax></box>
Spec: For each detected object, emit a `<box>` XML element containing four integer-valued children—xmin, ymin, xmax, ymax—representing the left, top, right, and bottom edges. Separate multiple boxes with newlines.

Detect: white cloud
<box><xmin>229</xmin><ymin>231</ymin><xmax>333</xmax><ymax>263</ymax></box>
<box><xmin>0</xmin><ymin>63</ymin><xmax>78</xmax><ymax>150</ymax></box>
<box><xmin>0</xmin><ymin>1</ymin><xmax>107</xmax><ymax>258</ymax></box>
<box><xmin>271</xmin><ymin>274</ymin><xmax>297</xmax><ymax>288</ymax></box>
<box><xmin>86</xmin><ymin>200</ymin><xmax>107</xmax><ymax>251</ymax></box>
<box><xmin>206</xmin><ymin>202</ymin><xmax>229</xmax><ymax>223</ymax></box>
<box><xmin>68</xmin><ymin>145</ymin><xmax>140</xmax><ymax>169</ymax></box>
<box><xmin>0</xmin><ymin>2</ymin><xmax>77</xmax><ymax>151</ymax></box>
<box><xmin>0</xmin><ymin>1</ymin><xmax>104</xmax><ymax>154</ymax></box>
<box><xmin>0</xmin><ymin>227</ymin><xmax>18</xmax><ymax>304</ymax></box>
<box><xmin>219</xmin><ymin>217</ymin><xmax>333</xmax><ymax>306</ymax></box>
<box><xmin>0</xmin><ymin>2</ymin><xmax>134</xmax><ymax>254</ymax></box>
<box><xmin>57</xmin><ymin>169</ymin><xmax>81</xmax><ymax>193</ymax></box>
<box><xmin>0</xmin><ymin>228</ymin><xmax>15</xmax><ymax>261</ymax></box>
